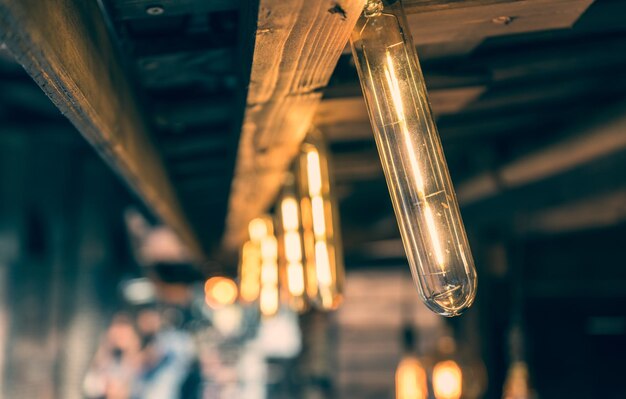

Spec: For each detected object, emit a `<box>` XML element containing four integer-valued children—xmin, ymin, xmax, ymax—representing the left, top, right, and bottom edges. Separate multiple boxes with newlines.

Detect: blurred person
<box><xmin>83</xmin><ymin>313</ymin><xmax>141</xmax><ymax>399</ymax></box>
<box><xmin>132</xmin><ymin>307</ymin><xmax>198</xmax><ymax>399</ymax></box>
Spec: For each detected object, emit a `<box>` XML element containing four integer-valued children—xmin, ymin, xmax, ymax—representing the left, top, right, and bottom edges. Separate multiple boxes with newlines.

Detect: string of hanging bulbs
<box><xmin>237</xmin><ymin>129</ymin><xmax>344</xmax><ymax>316</ymax></box>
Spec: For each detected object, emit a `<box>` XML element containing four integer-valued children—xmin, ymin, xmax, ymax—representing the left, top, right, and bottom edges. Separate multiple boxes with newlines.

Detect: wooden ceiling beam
<box><xmin>0</xmin><ymin>0</ymin><xmax>204</xmax><ymax>259</ymax></box>
<box><xmin>457</xmin><ymin>101</ymin><xmax>626</xmax><ymax>204</ymax></box>
<box><xmin>222</xmin><ymin>0</ymin><xmax>365</xmax><ymax>251</ymax></box>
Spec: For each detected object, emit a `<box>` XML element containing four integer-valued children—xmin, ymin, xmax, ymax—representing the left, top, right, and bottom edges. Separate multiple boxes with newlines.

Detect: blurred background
<box><xmin>1</xmin><ymin>0</ymin><xmax>626</xmax><ymax>398</ymax></box>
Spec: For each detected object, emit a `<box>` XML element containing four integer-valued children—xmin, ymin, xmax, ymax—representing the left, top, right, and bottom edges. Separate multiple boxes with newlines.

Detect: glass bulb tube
<box><xmin>395</xmin><ymin>356</ymin><xmax>428</xmax><ymax>399</ymax></box>
<box><xmin>277</xmin><ymin>174</ymin><xmax>308</xmax><ymax>313</ymax></box>
<box><xmin>297</xmin><ymin>130</ymin><xmax>344</xmax><ymax>310</ymax></box>
<box><xmin>349</xmin><ymin>0</ymin><xmax>477</xmax><ymax>316</ymax></box>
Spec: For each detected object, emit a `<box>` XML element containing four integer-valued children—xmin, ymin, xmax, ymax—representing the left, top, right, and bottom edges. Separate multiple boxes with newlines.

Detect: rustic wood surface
<box><xmin>0</xmin><ymin>0</ymin><xmax>204</xmax><ymax>259</ymax></box>
<box><xmin>223</xmin><ymin>0</ymin><xmax>365</xmax><ymax>250</ymax></box>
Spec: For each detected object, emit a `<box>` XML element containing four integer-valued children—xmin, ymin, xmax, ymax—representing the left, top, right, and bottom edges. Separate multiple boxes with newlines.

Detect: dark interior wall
<box><xmin>0</xmin><ymin>131</ymin><xmax>136</xmax><ymax>398</ymax></box>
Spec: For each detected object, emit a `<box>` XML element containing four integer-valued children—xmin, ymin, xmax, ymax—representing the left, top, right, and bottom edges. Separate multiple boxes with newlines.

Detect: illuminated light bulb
<box><xmin>433</xmin><ymin>360</ymin><xmax>463</xmax><ymax>399</ymax></box>
<box><xmin>204</xmin><ymin>276</ymin><xmax>238</xmax><ymax>308</ymax></box>
<box><xmin>259</xmin><ymin>284</ymin><xmax>279</xmax><ymax>316</ymax></box>
<box><xmin>350</xmin><ymin>0</ymin><xmax>477</xmax><ymax>316</ymax></box>
<box><xmin>277</xmin><ymin>175</ymin><xmax>308</xmax><ymax>312</ymax></box>
<box><xmin>249</xmin><ymin>217</ymin><xmax>270</xmax><ymax>242</ymax></box>
<box><xmin>239</xmin><ymin>240</ymin><xmax>262</xmax><ymax>303</ymax></box>
<box><xmin>286</xmin><ymin>262</ymin><xmax>306</xmax><ymax>296</ymax></box>
<box><xmin>258</xmin><ymin>218</ymin><xmax>279</xmax><ymax>317</ymax></box>
<box><xmin>395</xmin><ymin>356</ymin><xmax>428</xmax><ymax>399</ymax></box>
<box><xmin>297</xmin><ymin>130</ymin><xmax>344</xmax><ymax>310</ymax></box>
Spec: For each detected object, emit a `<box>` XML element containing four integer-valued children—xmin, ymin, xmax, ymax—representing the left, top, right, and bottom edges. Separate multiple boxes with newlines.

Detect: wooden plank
<box><xmin>0</xmin><ymin>0</ymin><xmax>203</xmax><ymax>258</ymax></box>
<box><xmin>523</xmin><ymin>190</ymin><xmax>626</xmax><ymax>234</ymax></box>
<box><xmin>315</xmin><ymin>86</ymin><xmax>485</xmax><ymax>142</ymax></box>
<box><xmin>340</xmin><ymin>0</ymin><xmax>593</xmax><ymax>59</ymax></box>
<box><xmin>223</xmin><ymin>0</ymin><xmax>365</xmax><ymax>250</ymax></box>
<box><xmin>457</xmin><ymin>101</ymin><xmax>626</xmax><ymax>204</ymax></box>
<box><xmin>405</xmin><ymin>0</ymin><xmax>593</xmax><ymax>46</ymax></box>
<box><xmin>316</xmin><ymin>86</ymin><xmax>485</xmax><ymax>126</ymax></box>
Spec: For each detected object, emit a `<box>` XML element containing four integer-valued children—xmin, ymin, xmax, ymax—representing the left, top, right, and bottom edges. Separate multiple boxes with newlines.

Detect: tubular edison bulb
<box><xmin>277</xmin><ymin>175</ymin><xmax>308</xmax><ymax>312</ymax></box>
<box><xmin>297</xmin><ymin>130</ymin><xmax>344</xmax><ymax>310</ymax></box>
<box><xmin>395</xmin><ymin>356</ymin><xmax>428</xmax><ymax>399</ymax></box>
<box><xmin>350</xmin><ymin>0</ymin><xmax>477</xmax><ymax>316</ymax></box>
<box><xmin>433</xmin><ymin>360</ymin><xmax>463</xmax><ymax>399</ymax></box>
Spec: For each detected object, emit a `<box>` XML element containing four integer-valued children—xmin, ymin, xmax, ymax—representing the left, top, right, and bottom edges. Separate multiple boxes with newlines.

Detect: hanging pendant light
<box><xmin>349</xmin><ymin>0</ymin><xmax>477</xmax><ymax>316</ymax></box>
<box><xmin>296</xmin><ymin>129</ymin><xmax>345</xmax><ymax>310</ymax></box>
<box><xmin>276</xmin><ymin>173</ymin><xmax>308</xmax><ymax>313</ymax></box>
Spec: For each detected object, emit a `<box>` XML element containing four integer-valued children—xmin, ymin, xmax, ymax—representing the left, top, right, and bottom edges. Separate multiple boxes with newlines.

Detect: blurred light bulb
<box><xmin>277</xmin><ymin>176</ymin><xmax>308</xmax><ymax>313</ymax></box>
<box><xmin>297</xmin><ymin>130</ymin><xmax>344</xmax><ymax>310</ymax></box>
<box><xmin>239</xmin><ymin>240</ymin><xmax>261</xmax><ymax>303</ymax></box>
<box><xmin>433</xmin><ymin>360</ymin><xmax>463</xmax><ymax>399</ymax></box>
<box><xmin>350</xmin><ymin>0</ymin><xmax>477</xmax><ymax>316</ymax></box>
<box><xmin>249</xmin><ymin>217</ymin><xmax>270</xmax><ymax>242</ymax></box>
<box><xmin>395</xmin><ymin>356</ymin><xmax>428</xmax><ymax>399</ymax></box>
<box><xmin>205</xmin><ymin>276</ymin><xmax>238</xmax><ymax>308</ymax></box>
<box><xmin>256</xmin><ymin>217</ymin><xmax>279</xmax><ymax>317</ymax></box>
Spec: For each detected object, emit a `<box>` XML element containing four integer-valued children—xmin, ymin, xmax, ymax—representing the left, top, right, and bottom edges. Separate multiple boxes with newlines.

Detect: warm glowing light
<box><xmin>205</xmin><ymin>277</ymin><xmax>238</xmax><ymax>308</ymax></box>
<box><xmin>281</xmin><ymin>196</ymin><xmax>300</xmax><ymax>231</ymax></box>
<box><xmin>297</xmin><ymin>131</ymin><xmax>344</xmax><ymax>311</ymax></box>
<box><xmin>311</xmin><ymin>195</ymin><xmax>326</xmax><ymax>236</ymax></box>
<box><xmin>239</xmin><ymin>241</ymin><xmax>261</xmax><ymax>302</ymax></box>
<box><xmin>249</xmin><ymin>217</ymin><xmax>269</xmax><ymax>242</ymax></box>
<box><xmin>252</xmin><ymin>217</ymin><xmax>279</xmax><ymax>317</ymax></box>
<box><xmin>306</xmin><ymin>150</ymin><xmax>322</xmax><ymax>196</ymax></box>
<box><xmin>350</xmin><ymin>0</ymin><xmax>477</xmax><ymax>316</ymax></box>
<box><xmin>259</xmin><ymin>284</ymin><xmax>279</xmax><ymax>316</ymax></box>
<box><xmin>278</xmin><ymin>183</ymin><xmax>307</xmax><ymax>312</ymax></box>
<box><xmin>287</xmin><ymin>262</ymin><xmax>305</xmax><ymax>296</ymax></box>
<box><xmin>314</xmin><ymin>241</ymin><xmax>332</xmax><ymax>286</ymax></box>
<box><xmin>284</xmin><ymin>231</ymin><xmax>302</xmax><ymax>262</ymax></box>
<box><xmin>433</xmin><ymin>360</ymin><xmax>462</xmax><ymax>399</ymax></box>
<box><xmin>261</xmin><ymin>236</ymin><xmax>278</xmax><ymax>262</ymax></box>
<box><xmin>395</xmin><ymin>356</ymin><xmax>428</xmax><ymax>399</ymax></box>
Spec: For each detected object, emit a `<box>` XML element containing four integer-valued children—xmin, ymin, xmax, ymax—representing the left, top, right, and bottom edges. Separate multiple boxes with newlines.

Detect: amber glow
<box><xmin>204</xmin><ymin>277</ymin><xmax>238</xmax><ymax>308</ymax></box>
<box><xmin>350</xmin><ymin>2</ymin><xmax>478</xmax><ymax>315</ymax></box>
<box><xmin>281</xmin><ymin>196</ymin><xmax>300</xmax><ymax>231</ymax></box>
<box><xmin>298</xmin><ymin>131</ymin><xmax>344</xmax><ymax>311</ymax></box>
<box><xmin>385</xmin><ymin>52</ymin><xmax>445</xmax><ymax>269</ymax></box>
<box><xmin>306</xmin><ymin>150</ymin><xmax>322</xmax><ymax>196</ymax></box>
<box><xmin>258</xmin><ymin>218</ymin><xmax>279</xmax><ymax>317</ymax></box>
<box><xmin>279</xmin><ymin>193</ymin><xmax>307</xmax><ymax>307</ymax></box>
<box><xmin>433</xmin><ymin>360</ymin><xmax>462</xmax><ymax>399</ymax></box>
<box><xmin>395</xmin><ymin>356</ymin><xmax>428</xmax><ymax>399</ymax></box>
<box><xmin>239</xmin><ymin>240</ymin><xmax>261</xmax><ymax>302</ymax></box>
<box><xmin>287</xmin><ymin>262</ymin><xmax>305</xmax><ymax>296</ymax></box>
<box><xmin>249</xmin><ymin>217</ymin><xmax>269</xmax><ymax>242</ymax></box>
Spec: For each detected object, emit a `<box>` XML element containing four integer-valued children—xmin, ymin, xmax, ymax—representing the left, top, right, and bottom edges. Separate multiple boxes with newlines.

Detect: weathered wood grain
<box><xmin>223</xmin><ymin>0</ymin><xmax>365</xmax><ymax>250</ymax></box>
<box><xmin>0</xmin><ymin>0</ymin><xmax>203</xmax><ymax>258</ymax></box>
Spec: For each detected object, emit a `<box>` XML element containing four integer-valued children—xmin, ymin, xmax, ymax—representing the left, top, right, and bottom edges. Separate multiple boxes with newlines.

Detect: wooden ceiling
<box><xmin>2</xmin><ymin>0</ymin><xmax>626</xmax><ymax>271</ymax></box>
